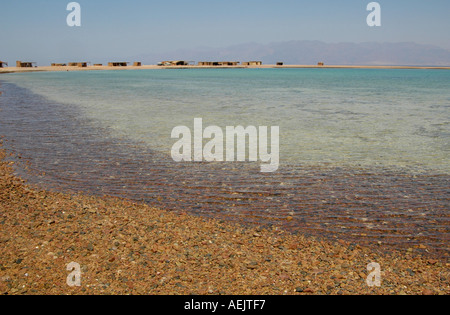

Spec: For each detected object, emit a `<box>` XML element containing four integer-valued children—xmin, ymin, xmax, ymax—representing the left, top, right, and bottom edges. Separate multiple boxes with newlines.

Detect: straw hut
<box><xmin>243</xmin><ymin>61</ymin><xmax>262</xmax><ymax>66</ymax></box>
<box><xmin>219</xmin><ymin>61</ymin><xmax>239</xmax><ymax>66</ymax></box>
<box><xmin>108</xmin><ymin>62</ymin><xmax>129</xmax><ymax>67</ymax></box>
<box><xmin>199</xmin><ymin>61</ymin><xmax>239</xmax><ymax>66</ymax></box>
<box><xmin>0</xmin><ymin>61</ymin><xmax>8</xmax><ymax>68</ymax></box>
<box><xmin>51</xmin><ymin>63</ymin><xmax>67</xmax><ymax>67</ymax></box>
<box><xmin>93</xmin><ymin>64</ymin><xmax>103</xmax><ymax>66</ymax></box>
<box><xmin>317</xmin><ymin>62</ymin><xmax>325</xmax><ymax>66</ymax></box>
<box><xmin>276</xmin><ymin>62</ymin><xmax>284</xmax><ymax>66</ymax></box>
<box><xmin>172</xmin><ymin>61</ymin><xmax>188</xmax><ymax>66</ymax></box>
<box><xmin>16</xmin><ymin>61</ymin><xmax>36</xmax><ymax>68</ymax></box>
<box><xmin>68</xmin><ymin>62</ymin><xmax>88</xmax><ymax>67</ymax></box>
<box><xmin>162</xmin><ymin>60</ymin><xmax>194</xmax><ymax>66</ymax></box>
<box><xmin>133</xmin><ymin>62</ymin><xmax>142</xmax><ymax>67</ymax></box>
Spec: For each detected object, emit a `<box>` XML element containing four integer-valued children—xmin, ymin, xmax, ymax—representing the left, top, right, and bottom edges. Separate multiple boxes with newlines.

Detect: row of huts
<box><xmin>2</xmin><ymin>60</ymin><xmax>266</xmax><ymax>68</ymax></box>
<box><xmin>50</xmin><ymin>62</ymin><xmax>142</xmax><ymax>67</ymax></box>
<box><xmin>0</xmin><ymin>61</ymin><xmax>143</xmax><ymax>68</ymax></box>
<box><xmin>158</xmin><ymin>61</ymin><xmax>264</xmax><ymax>67</ymax></box>
<box><xmin>2</xmin><ymin>60</ymin><xmax>326</xmax><ymax>69</ymax></box>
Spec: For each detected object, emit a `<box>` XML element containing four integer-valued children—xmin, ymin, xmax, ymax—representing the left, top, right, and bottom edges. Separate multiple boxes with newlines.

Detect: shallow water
<box><xmin>2</xmin><ymin>68</ymin><xmax>449</xmax><ymax>172</ymax></box>
<box><xmin>0</xmin><ymin>69</ymin><xmax>449</xmax><ymax>258</ymax></box>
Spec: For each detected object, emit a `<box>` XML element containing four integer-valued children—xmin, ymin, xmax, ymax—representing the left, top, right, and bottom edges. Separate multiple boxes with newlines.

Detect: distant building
<box><xmin>93</xmin><ymin>64</ymin><xmax>103</xmax><ymax>66</ymax></box>
<box><xmin>198</xmin><ymin>61</ymin><xmax>240</xmax><ymax>66</ymax></box>
<box><xmin>0</xmin><ymin>61</ymin><xmax>8</xmax><ymax>68</ymax></box>
<box><xmin>133</xmin><ymin>62</ymin><xmax>142</xmax><ymax>67</ymax></box>
<box><xmin>16</xmin><ymin>61</ymin><xmax>36</xmax><ymax>68</ymax></box>
<box><xmin>51</xmin><ymin>63</ymin><xmax>67</xmax><ymax>67</ymax></box>
<box><xmin>159</xmin><ymin>61</ymin><xmax>190</xmax><ymax>66</ymax></box>
<box><xmin>198</xmin><ymin>61</ymin><xmax>213</xmax><ymax>66</ymax></box>
<box><xmin>218</xmin><ymin>61</ymin><xmax>239</xmax><ymax>66</ymax></box>
<box><xmin>68</xmin><ymin>62</ymin><xmax>88</xmax><ymax>67</ymax></box>
<box><xmin>242</xmin><ymin>61</ymin><xmax>262</xmax><ymax>66</ymax></box>
<box><xmin>276</xmin><ymin>62</ymin><xmax>284</xmax><ymax>66</ymax></box>
<box><xmin>108</xmin><ymin>62</ymin><xmax>129</xmax><ymax>67</ymax></box>
<box><xmin>317</xmin><ymin>62</ymin><xmax>325</xmax><ymax>66</ymax></box>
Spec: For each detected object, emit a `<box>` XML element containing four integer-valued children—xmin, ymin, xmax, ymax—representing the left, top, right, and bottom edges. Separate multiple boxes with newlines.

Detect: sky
<box><xmin>1</xmin><ymin>0</ymin><xmax>449</xmax><ymax>65</ymax></box>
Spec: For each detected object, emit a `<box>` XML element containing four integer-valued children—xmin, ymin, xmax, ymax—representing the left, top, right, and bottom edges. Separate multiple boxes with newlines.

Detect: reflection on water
<box><xmin>0</xmin><ymin>81</ymin><xmax>448</xmax><ymax>259</ymax></box>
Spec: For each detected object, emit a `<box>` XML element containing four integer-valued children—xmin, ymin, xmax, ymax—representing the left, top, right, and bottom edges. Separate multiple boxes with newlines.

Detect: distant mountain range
<box><xmin>130</xmin><ymin>41</ymin><xmax>450</xmax><ymax>66</ymax></box>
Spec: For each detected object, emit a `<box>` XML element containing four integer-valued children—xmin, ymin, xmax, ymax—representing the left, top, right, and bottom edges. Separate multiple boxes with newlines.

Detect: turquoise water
<box><xmin>1</xmin><ymin>68</ymin><xmax>449</xmax><ymax>256</ymax></box>
<box><xmin>2</xmin><ymin>68</ymin><xmax>449</xmax><ymax>173</ymax></box>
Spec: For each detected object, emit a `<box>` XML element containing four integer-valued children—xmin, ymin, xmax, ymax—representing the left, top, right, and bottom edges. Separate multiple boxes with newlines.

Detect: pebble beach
<box><xmin>2</xmin><ymin>0</ymin><xmax>450</xmax><ymax>298</ymax></box>
<box><xmin>1</xmin><ymin>146</ymin><xmax>448</xmax><ymax>295</ymax></box>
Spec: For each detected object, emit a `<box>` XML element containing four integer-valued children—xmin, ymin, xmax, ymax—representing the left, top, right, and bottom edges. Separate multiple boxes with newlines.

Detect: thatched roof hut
<box><xmin>68</xmin><ymin>62</ymin><xmax>88</xmax><ymax>67</ymax></box>
<box><xmin>159</xmin><ymin>61</ymin><xmax>190</xmax><ymax>66</ymax></box>
<box><xmin>220</xmin><ymin>61</ymin><xmax>239</xmax><ymax>66</ymax></box>
<box><xmin>108</xmin><ymin>62</ymin><xmax>129</xmax><ymax>67</ymax></box>
<box><xmin>199</xmin><ymin>61</ymin><xmax>239</xmax><ymax>66</ymax></box>
<box><xmin>133</xmin><ymin>62</ymin><xmax>142</xmax><ymax>67</ymax></box>
<box><xmin>0</xmin><ymin>61</ymin><xmax>8</xmax><ymax>68</ymax></box>
<box><xmin>243</xmin><ymin>61</ymin><xmax>262</xmax><ymax>66</ymax></box>
<box><xmin>172</xmin><ymin>61</ymin><xmax>188</xmax><ymax>66</ymax></box>
<box><xmin>16</xmin><ymin>61</ymin><xmax>36</xmax><ymax>68</ymax></box>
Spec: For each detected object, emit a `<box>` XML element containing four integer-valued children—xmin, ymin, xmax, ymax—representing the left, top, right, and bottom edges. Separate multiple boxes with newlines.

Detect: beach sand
<box><xmin>0</xmin><ymin>143</ymin><xmax>448</xmax><ymax>295</ymax></box>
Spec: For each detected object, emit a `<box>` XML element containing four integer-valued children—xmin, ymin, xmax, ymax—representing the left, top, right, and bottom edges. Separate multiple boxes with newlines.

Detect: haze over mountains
<box><xmin>131</xmin><ymin>41</ymin><xmax>450</xmax><ymax>66</ymax></box>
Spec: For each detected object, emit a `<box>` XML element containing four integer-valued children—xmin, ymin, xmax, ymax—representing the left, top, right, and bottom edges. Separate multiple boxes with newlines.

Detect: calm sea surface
<box><xmin>0</xmin><ymin>69</ymin><xmax>449</xmax><ymax>257</ymax></box>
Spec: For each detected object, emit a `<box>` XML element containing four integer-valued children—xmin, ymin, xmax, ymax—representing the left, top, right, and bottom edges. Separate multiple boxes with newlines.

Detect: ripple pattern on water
<box><xmin>0</xmin><ymin>80</ymin><xmax>448</xmax><ymax>259</ymax></box>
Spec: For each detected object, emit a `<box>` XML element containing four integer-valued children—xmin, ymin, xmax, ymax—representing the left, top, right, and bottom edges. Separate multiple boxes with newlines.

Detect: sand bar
<box><xmin>1</xmin><ymin>64</ymin><xmax>450</xmax><ymax>74</ymax></box>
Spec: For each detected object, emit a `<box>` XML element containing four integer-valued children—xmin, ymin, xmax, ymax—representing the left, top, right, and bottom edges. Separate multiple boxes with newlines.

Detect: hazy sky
<box><xmin>1</xmin><ymin>0</ymin><xmax>449</xmax><ymax>64</ymax></box>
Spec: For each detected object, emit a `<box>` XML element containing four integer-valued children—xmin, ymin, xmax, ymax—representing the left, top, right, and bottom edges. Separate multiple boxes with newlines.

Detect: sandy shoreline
<box><xmin>1</xmin><ymin>64</ymin><xmax>450</xmax><ymax>74</ymax></box>
<box><xmin>0</xmin><ymin>143</ymin><xmax>448</xmax><ymax>295</ymax></box>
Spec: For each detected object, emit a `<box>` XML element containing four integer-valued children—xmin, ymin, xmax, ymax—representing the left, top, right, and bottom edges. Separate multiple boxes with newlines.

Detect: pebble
<box><xmin>422</xmin><ymin>289</ymin><xmax>434</xmax><ymax>296</ymax></box>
